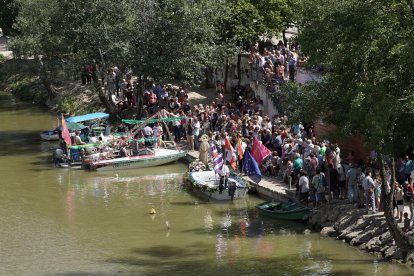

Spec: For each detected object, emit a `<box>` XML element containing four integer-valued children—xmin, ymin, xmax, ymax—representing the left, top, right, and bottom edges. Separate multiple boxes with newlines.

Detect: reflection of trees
<box><xmin>63</xmin><ymin>173</ymin><xmax>186</xmax><ymax>202</ymax></box>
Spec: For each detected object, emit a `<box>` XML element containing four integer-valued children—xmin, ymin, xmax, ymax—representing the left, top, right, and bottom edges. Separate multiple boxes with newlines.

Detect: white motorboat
<box><xmin>187</xmin><ymin>170</ymin><xmax>248</xmax><ymax>201</ymax></box>
<box><xmin>83</xmin><ymin>148</ymin><xmax>186</xmax><ymax>171</ymax></box>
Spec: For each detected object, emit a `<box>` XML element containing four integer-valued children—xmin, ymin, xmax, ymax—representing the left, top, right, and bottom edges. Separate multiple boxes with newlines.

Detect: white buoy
<box><xmin>165</xmin><ymin>221</ymin><xmax>170</xmax><ymax>230</ymax></box>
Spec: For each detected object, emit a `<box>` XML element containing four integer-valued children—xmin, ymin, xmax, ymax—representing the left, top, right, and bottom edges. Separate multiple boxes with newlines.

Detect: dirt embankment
<box><xmin>0</xmin><ymin>59</ymin><xmax>103</xmax><ymax>115</ymax></box>
<box><xmin>308</xmin><ymin>202</ymin><xmax>414</xmax><ymax>266</ymax></box>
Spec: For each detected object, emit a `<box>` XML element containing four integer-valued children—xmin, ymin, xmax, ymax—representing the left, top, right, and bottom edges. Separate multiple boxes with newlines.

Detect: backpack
<box><xmin>321</xmin><ymin>174</ymin><xmax>328</xmax><ymax>187</ymax></box>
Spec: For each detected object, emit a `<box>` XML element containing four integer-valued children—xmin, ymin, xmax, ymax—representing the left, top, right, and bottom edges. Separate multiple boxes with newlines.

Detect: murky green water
<box><xmin>0</xmin><ymin>91</ymin><xmax>413</xmax><ymax>275</ymax></box>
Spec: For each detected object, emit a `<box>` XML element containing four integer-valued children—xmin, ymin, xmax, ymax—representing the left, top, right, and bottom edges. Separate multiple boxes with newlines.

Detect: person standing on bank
<box><xmin>363</xmin><ymin>170</ymin><xmax>376</xmax><ymax>213</ymax></box>
<box><xmin>299</xmin><ymin>170</ymin><xmax>310</xmax><ymax>206</ymax></box>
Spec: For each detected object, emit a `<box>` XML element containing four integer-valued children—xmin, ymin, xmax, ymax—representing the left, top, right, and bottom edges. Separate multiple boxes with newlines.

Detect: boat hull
<box><xmin>85</xmin><ymin>149</ymin><xmax>186</xmax><ymax>171</ymax></box>
<box><xmin>187</xmin><ymin>171</ymin><xmax>248</xmax><ymax>201</ymax></box>
<box><xmin>40</xmin><ymin>131</ymin><xmax>59</xmax><ymax>141</ymax></box>
<box><xmin>256</xmin><ymin>201</ymin><xmax>309</xmax><ymax>220</ymax></box>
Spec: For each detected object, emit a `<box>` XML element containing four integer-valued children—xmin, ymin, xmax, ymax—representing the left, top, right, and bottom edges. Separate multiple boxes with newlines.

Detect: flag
<box><xmin>243</xmin><ymin>150</ymin><xmax>262</xmax><ymax>183</ymax></box>
<box><xmin>251</xmin><ymin>137</ymin><xmax>271</xmax><ymax>165</ymax></box>
<box><xmin>211</xmin><ymin>144</ymin><xmax>218</xmax><ymax>158</ymax></box>
<box><xmin>213</xmin><ymin>153</ymin><xmax>224</xmax><ymax>174</ymax></box>
<box><xmin>237</xmin><ymin>137</ymin><xmax>244</xmax><ymax>160</ymax></box>
<box><xmin>61</xmin><ymin>115</ymin><xmax>72</xmax><ymax>146</ymax></box>
<box><xmin>224</xmin><ymin>137</ymin><xmax>237</xmax><ymax>170</ymax></box>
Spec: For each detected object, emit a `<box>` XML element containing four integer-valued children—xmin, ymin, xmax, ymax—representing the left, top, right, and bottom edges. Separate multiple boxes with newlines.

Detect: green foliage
<box><xmin>220</xmin><ymin>0</ymin><xmax>293</xmax><ymax>46</ymax></box>
<box><xmin>58</xmin><ymin>95</ymin><xmax>76</xmax><ymax>114</ymax></box>
<box><xmin>0</xmin><ymin>54</ymin><xmax>5</xmax><ymax>64</ymax></box>
<box><xmin>6</xmin><ymin>76</ymin><xmax>46</xmax><ymax>102</ymax></box>
<box><xmin>0</xmin><ymin>0</ymin><xmax>19</xmax><ymax>35</ymax></box>
<box><xmin>287</xmin><ymin>0</ymin><xmax>414</xmax><ymax>156</ymax></box>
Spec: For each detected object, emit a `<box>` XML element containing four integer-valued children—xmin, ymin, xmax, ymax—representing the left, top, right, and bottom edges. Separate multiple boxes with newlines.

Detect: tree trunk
<box><xmin>136</xmin><ymin>75</ymin><xmax>144</xmax><ymax>119</ymax></box>
<box><xmin>407</xmin><ymin>0</ymin><xmax>414</xmax><ymax>18</ymax></box>
<box><xmin>282</xmin><ymin>29</ymin><xmax>288</xmax><ymax>47</ymax></box>
<box><xmin>236</xmin><ymin>53</ymin><xmax>241</xmax><ymax>86</ymax></box>
<box><xmin>92</xmin><ymin>71</ymin><xmax>120</xmax><ymax>120</ymax></box>
<box><xmin>223</xmin><ymin>58</ymin><xmax>229</xmax><ymax>93</ymax></box>
<box><xmin>38</xmin><ymin>57</ymin><xmax>57</xmax><ymax>99</ymax></box>
<box><xmin>378</xmin><ymin>154</ymin><xmax>414</xmax><ymax>259</ymax></box>
<box><xmin>204</xmin><ymin>68</ymin><xmax>209</xmax><ymax>89</ymax></box>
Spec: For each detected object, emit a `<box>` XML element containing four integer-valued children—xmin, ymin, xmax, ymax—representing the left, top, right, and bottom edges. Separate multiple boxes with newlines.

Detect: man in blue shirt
<box><xmin>293</xmin><ymin>153</ymin><xmax>304</xmax><ymax>195</ymax></box>
<box><xmin>404</xmin><ymin>156</ymin><xmax>413</xmax><ymax>181</ymax></box>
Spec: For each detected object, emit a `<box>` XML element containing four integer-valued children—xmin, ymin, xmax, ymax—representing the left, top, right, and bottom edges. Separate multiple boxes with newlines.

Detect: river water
<box><xmin>0</xmin><ymin>91</ymin><xmax>412</xmax><ymax>276</ymax></box>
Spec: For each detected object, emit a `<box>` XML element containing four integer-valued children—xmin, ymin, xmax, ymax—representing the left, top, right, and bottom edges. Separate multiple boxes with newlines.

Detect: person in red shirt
<box><xmin>404</xmin><ymin>181</ymin><xmax>413</xmax><ymax>220</ymax></box>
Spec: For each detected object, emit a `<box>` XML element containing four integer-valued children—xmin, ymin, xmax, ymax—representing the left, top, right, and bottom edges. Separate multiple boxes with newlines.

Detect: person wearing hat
<box><xmin>198</xmin><ymin>134</ymin><xmax>210</xmax><ymax>167</ymax></box>
<box><xmin>74</xmin><ymin>130</ymin><xmax>85</xmax><ymax>145</ymax></box>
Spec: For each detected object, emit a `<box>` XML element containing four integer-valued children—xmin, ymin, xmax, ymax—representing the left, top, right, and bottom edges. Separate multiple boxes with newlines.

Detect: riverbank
<box><xmin>308</xmin><ymin>201</ymin><xmax>414</xmax><ymax>266</ymax></box>
<box><xmin>0</xmin><ymin>58</ymin><xmax>104</xmax><ymax>116</ymax></box>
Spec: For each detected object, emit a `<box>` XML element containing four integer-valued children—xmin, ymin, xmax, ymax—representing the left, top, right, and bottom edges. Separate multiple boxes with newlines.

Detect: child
<box><xmin>402</xmin><ymin>212</ymin><xmax>412</xmax><ymax>232</ymax></box>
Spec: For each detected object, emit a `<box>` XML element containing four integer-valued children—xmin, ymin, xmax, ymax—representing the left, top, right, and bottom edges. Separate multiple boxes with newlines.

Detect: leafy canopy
<box><xmin>285</xmin><ymin>0</ymin><xmax>414</xmax><ymax>156</ymax></box>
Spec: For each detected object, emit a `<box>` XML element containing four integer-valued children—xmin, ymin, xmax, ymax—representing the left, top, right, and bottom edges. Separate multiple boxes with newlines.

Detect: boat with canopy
<box><xmin>80</xmin><ymin>112</ymin><xmax>186</xmax><ymax>171</ymax></box>
<box><xmin>40</xmin><ymin>112</ymin><xmax>109</xmax><ymax>141</ymax></box>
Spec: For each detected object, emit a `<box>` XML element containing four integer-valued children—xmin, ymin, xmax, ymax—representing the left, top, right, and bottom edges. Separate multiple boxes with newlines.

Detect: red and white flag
<box><xmin>224</xmin><ymin>137</ymin><xmax>237</xmax><ymax>170</ymax></box>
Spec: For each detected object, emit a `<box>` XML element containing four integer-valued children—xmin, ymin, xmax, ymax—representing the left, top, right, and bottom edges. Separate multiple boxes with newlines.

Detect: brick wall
<box><xmin>313</xmin><ymin>122</ymin><xmax>369</xmax><ymax>162</ymax></box>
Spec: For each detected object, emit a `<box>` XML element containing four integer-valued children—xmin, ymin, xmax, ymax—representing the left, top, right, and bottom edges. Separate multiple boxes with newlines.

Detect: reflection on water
<box><xmin>0</xmin><ymin>91</ymin><xmax>414</xmax><ymax>275</ymax></box>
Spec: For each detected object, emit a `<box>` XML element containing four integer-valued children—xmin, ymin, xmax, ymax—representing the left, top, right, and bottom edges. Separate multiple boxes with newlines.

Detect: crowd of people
<box><xmin>88</xmin><ymin>47</ymin><xmax>413</xmax><ymax>231</ymax></box>
<box><xmin>248</xmin><ymin>40</ymin><xmax>307</xmax><ymax>85</ymax></box>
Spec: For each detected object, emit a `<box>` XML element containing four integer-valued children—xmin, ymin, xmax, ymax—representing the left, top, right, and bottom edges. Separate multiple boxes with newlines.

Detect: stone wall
<box><xmin>308</xmin><ymin>202</ymin><xmax>414</xmax><ymax>266</ymax></box>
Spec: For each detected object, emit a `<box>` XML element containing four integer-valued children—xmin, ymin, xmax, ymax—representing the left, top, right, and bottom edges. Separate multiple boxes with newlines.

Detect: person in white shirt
<box><xmin>299</xmin><ymin>170</ymin><xmax>310</xmax><ymax>206</ymax></box>
<box><xmin>142</xmin><ymin>125</ymin><xmax>153</xmax><ymax>137</ymax></box>
<box><xmin>363</xmin><ymin>170</ymin><xmax>376</xmax><ymax>213</ymax></box>
<box><xmin>153</xmin><ymin>122</ymin><xmax>163</xmax><ymax>139</ymax></box>
<box><xmin>219</xmin><ymin>164</ymin><xmax>230</xmax><ymax>193</ymax></box>
<box><xmin>192</xmin><ymin>118</ymin><xmax>200</xmax><ymax>150</ymax></box>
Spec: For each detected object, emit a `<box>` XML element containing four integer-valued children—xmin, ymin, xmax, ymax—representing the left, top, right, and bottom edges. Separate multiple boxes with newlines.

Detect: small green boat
<box><xmin>256</xmin><ymin>201</ymin><xmax>310</xmax><ymax>220</ymax></box>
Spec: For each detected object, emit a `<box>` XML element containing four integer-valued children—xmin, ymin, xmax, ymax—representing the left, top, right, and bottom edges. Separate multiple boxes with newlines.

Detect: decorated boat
<box><xmin>83</xmin><ymin>147</ymin><xmax>186</xmax><ymax>171</ymax></box>
<box><xmin>187</xmin><ymin>170</ymin><xmax>248</xmax><ymax>201</ymax></box>
<box><xmin>255</xmin><ymin>200</ymin><xmax>310</xmax><ymax>220</ymax></box>
<box><xmin>40</xmin><ymin>118</ymin><xmax>93</xmax><ymax>141</ymax></box>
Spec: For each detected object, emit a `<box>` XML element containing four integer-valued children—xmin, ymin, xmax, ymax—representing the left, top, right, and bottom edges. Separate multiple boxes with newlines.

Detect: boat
<box><xmin>40</xmin><ymin>129</ymin><xmax>59</xmax><ymax>141</ymax></box>
<box><xmin>40</xmin><ymin>122</ymin><xmax>88</xmax><ymax>141</ymax></box>
<box><xmin>255</xmin><ymin>200</ymin><xmax>310</xmax><ymax>220</ymax></box>
<box><xmin>187</xmin><ymin>170</ymin><xmax>248</xmax><ymax>201</ymax></box>
<box><xmin>83</xmin><ymin>147</ymin><xmax>186</xmax><ymax>171</ymax></box>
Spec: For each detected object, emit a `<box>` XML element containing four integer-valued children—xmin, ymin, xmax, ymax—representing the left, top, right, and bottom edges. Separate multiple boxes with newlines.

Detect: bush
<box><xmin>0</xmin><ymin>54</ymin><xmax>5</xmax><ymax>64</ymax></box>
<box><xmin>58</xmin><ymin>96</ymin><xmax>76</xmax><ymax>114</ymax></box>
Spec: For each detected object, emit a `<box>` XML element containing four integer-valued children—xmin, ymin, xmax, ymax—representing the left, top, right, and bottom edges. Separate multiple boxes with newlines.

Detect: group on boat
<box><xmin>48</xmin><ymin>111</ymin><xmax>186</xmax><ymax>170</ymax></box>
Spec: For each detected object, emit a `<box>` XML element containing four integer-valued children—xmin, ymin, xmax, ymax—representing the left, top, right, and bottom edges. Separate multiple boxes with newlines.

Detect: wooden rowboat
<box><xmin>256</xmin><ymin>201</ymin><xmax>310</xmax><ymax>220</ymax></box>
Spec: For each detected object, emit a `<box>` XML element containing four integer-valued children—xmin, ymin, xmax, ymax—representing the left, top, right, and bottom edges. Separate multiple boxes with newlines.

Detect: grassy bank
<box><xmin>0</xmin><ymin>58</ymin><xmax>103</xmax><ymax>115</ymax></box>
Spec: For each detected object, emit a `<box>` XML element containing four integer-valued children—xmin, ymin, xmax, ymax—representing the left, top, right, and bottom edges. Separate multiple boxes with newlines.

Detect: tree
<box><xmin>285</xmin><ymin>0</ymin><xmax>414</xmax><ymax>260</ymax></box>
<box><xmin>0</xmin><ymin>0</ymin><xmax>19</xmax><ymax>35</ymax></box>
<box><xmin>10</xmin><ymin>0</ymin><xmax>225</xmax><ymax>116</ymax></box>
